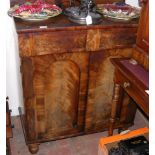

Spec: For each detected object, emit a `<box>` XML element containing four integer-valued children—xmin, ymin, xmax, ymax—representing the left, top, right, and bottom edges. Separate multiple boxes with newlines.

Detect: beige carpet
<box><xmin>10</xmin><ymin>110</ymin><xmax>148</xmax><ymax>155</ymax></box>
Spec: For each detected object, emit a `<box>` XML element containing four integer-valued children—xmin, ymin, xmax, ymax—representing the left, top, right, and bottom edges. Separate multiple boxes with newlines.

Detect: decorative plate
<box><xmin>8</xmin><ymin>1</ymin><xmax>62</xmax><ymax>21</ymax></box>
<box><xmin>96</xmin><ymin>4</ymin><xmax>141</xmax><ymax>22</ymax></box>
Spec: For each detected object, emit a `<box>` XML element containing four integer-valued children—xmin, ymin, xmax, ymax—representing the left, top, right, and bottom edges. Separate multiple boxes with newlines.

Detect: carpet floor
<box><xmin>10</xmin><ymin>110</ymin><xmax>148</xmax><ymax>155</ymax></box>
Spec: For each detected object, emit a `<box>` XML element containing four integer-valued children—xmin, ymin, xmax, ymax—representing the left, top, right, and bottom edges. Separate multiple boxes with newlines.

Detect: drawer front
<box><xmin>19</xmin><ymin>30</ymin><xmax>87</xmax><ymax>57</ymax></box>
<box><xmin>99</xmin><ymin>28</ymin><xmax>137</xmax><ymax>50</ymax></box>
<box><xmin>116</xmin><ymin>70</ymin><xmax>149</xmax><ymax>115</ymax></box>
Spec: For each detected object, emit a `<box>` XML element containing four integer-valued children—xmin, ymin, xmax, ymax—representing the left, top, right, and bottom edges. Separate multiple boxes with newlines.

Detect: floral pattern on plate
<box><xmin>96</xmin><ymin>3</ymin><xmax>141</xmax><ymax>22</ymax></box>
<box><xmin>8</xmin><ymin>0</ymin><xmax>62</xmax><ymax>21</ymax></box>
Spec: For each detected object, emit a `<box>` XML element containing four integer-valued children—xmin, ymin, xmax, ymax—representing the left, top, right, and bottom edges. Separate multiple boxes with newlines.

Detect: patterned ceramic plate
<box><xmin>8</xmin><ymin>2</ymin><xmax>62</xmax><ymax>21</ymax></box>
<box><xmin>97</xmin><ymin>4</ymin><xmax>140</xmax><ymax>22</ymax></box>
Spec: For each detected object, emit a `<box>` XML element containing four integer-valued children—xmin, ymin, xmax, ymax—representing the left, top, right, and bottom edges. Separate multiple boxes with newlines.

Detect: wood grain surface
<box><xmin>15</xmin><ymin>5</ymin><xmax>140</xmax><ymax>152</ymax></box>
<box><xmin>21</xmin><ymin>52</ymin><xmax>89</xmax><ymax>141</ymax></box>
<box><xmin>85</xmin><ymin>48</ymin><xmax>135</xmax><ymax>132</ymax></box>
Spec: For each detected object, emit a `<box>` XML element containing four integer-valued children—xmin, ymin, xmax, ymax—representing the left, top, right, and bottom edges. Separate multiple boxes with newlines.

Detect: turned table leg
<box><xmin>28</xmin><ymin>143</ymin><xmax>39</xmax><ymax>154</ymax></box>
<box><xmin>109</xmin><ymin>83</ymin><xmax>121</xmax><ymax>136</ymax></box>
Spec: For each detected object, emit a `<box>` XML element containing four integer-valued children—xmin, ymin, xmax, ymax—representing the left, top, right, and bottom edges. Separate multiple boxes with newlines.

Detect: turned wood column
<box><xmin>108</xmin><ymin>83</ymin><xmax>122</xmax><ymax>136</ymax></box>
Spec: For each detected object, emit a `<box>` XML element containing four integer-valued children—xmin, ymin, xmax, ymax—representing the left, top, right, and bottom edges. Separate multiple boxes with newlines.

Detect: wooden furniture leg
<box><xmin>28</xmin><ymin>144</ymin><xmax>39</xmax><ymax>154</ymax></box>
<box><xmin>109</xmin><ymin>83</ymin><xmax>121</xmax><ymax>136</ymax></box>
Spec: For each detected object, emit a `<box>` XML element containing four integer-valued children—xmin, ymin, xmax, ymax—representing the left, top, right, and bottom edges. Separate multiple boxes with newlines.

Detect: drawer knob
<box><xmin>123</xmin><ymin>82</ymin><xmax>130</xmax><ymax>88</ymax></box>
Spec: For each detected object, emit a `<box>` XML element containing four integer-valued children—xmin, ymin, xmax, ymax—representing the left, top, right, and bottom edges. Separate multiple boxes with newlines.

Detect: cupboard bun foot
<box><xmin>28</xmin><ymin>144</ymin><xmax>39</xmax><ymax>154</ymax></box>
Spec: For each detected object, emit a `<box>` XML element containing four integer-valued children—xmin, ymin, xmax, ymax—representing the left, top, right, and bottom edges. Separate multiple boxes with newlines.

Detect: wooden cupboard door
<box><xmin>21</xmin><ymin>52</ymin><xmax>89</xmax><ymax>141</ymax></box>
<box><xmin>85</xmin><ymin>49</ymin><xmax>133</xmax><ymax>132</ymax></box>
<box><xmin>136</xmin><ymin>0</ymin><xmax>149</xmax><ymax>53</ymax></box>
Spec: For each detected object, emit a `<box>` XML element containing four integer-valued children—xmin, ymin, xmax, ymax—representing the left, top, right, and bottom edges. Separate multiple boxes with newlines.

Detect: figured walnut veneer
<box><xmin>16</xmin><ymin>13</ymin><xmax>139</xmax><ymax>153</ymax></box>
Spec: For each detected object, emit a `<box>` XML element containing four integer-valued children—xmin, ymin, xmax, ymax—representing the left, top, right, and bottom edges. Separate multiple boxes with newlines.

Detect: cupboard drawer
<box><xmin>99</xmin><ymin>28</ymin><xmax>137</xmax><ymax>50</ymax></box>
<box><xmin>116</xmin><ymin>70</ymin><xmax>149</xmax><ymax>114</ymax></box>
<box><xmin>19</xmin><ymin>30</ymin><xmax>87</xmax><ymax>57</ymax></box>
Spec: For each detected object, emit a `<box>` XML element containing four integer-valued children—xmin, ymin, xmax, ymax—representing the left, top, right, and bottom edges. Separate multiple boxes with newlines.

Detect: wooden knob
<box><xmin>123</xmin><ymin>82</ymin><xmax>130</xmax><ymax>88</ymax></box>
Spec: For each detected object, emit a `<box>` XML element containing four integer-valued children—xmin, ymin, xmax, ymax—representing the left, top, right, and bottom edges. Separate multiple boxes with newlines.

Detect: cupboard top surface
<box><xmin>14</xmin><ymin>14</ymin><xmax>138</xmax><ymax>33</ymax></box>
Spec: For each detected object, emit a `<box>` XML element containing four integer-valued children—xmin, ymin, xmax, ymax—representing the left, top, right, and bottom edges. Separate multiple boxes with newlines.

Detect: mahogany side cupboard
<box><xmin>12</xmin><ymin>0</ymin><xmax>148</xmax><ymax>153</ymax></box>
